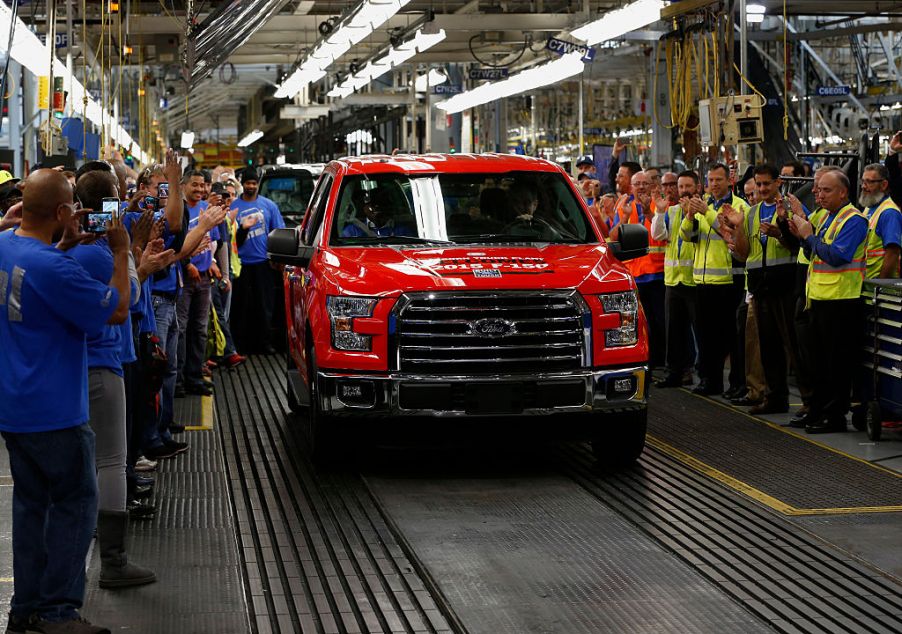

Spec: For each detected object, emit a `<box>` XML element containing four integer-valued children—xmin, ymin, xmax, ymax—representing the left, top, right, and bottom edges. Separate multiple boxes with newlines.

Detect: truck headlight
<box><xmin>600</xmin><ymin>291</ymin><xmax>639</xmax><ymax>347</ymax></box>
<box><xmin>327</xmin><ymin>296</ymin><xmax>378</xmax><ymax>351</ymax></box>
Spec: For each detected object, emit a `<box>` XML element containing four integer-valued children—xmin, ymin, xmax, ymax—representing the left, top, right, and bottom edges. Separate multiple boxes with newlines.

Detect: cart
<box><xmin>853</xmin><ymin>279</ymin><xmax>902</xmax><ymax>441</ymax></box>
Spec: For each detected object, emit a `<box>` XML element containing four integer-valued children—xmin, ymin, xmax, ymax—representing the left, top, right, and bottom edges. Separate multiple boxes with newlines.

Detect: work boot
<box><xmin>6</xmin><ymin>612</ymin><xmax>30</xmax><ymax>634</ymax></box>
<box><xmin>96</xmin><ymin>510</ymin><xmax>156</xmax><ymax>589</ymax></box>
<box><xmin>26</xmin><ymin>616</ymin><xmax>110</xmax><ymax>634</ymax></box>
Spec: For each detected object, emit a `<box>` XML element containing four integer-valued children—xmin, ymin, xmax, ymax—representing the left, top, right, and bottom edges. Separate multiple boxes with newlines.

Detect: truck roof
<box><xmin>332</xmin><ymin>153</ymin><xmax>565</xmax><ymax>176</ymax></box>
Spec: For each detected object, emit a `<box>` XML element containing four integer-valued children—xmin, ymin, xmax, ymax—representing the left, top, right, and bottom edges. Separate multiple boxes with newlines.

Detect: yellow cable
<box><xmin>732</xmin><ymin>62</ymin><xmax>767</xmax><ymax>107</ymax></box>
<box><xmin>783</xmin><ymin>0</ymin><xmax>789</xmax><ymax>141</ymax></box>
<box><xmin>82</xmin><ymin>0</ymin><xmax>88</xmax><ymax>158</ymax></box>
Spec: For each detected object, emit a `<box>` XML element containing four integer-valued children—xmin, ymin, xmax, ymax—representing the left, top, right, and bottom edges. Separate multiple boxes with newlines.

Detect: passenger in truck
<box><xmin>341</xmin><ymin>188</ymin><xmax>414</xmax><ymax>238</ymax></box>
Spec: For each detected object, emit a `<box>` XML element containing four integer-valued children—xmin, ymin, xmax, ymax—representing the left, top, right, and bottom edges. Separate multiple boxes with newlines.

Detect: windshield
<box><xmin>329</xmin><ymin>170</ymin><xmax>598</xmax><ymax>246</ymax></box>
<box><xmin>260</xmin><ymin>172</ymin><xmax>316</xmax><ymax>217</ymax></box>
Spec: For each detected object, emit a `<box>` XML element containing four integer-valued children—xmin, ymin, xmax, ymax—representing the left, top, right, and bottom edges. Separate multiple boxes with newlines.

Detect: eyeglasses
<box><xmin>862</xmin><ymin>178</ymin><xmax>886</xmax><ymax>185</ymax></box>
<box><xmin>662</xmin><ymin>182</ymin><xmax>678</xmax><ymax>187</ymax></box>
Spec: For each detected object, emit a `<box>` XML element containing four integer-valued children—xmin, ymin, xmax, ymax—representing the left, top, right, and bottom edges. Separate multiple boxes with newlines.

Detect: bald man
<box><xmin>789</xmin><ymin>170</ymin><xmax>868</xmax><ymax>433</ymax></box>
<box><xmin>0</xmin><ymin>169</ymin><xmax>128</xmax><ymax>633</ymax></box>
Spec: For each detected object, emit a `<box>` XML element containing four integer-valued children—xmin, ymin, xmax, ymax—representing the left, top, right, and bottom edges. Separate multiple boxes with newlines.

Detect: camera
<box><xmin>158</xmin><ymin>182</ymin><xmax>170</xmax><ymax>198</ymax></box>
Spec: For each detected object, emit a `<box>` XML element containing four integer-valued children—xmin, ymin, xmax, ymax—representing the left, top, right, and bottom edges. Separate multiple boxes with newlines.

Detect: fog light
<box><xmin>335</xmin><ymin>380</ymin><xmax>376</xmax><ymax>407</ymax></box>
<box><xmin>606</xmin><ymin>375</ymin><xmax>637</xmax><ymax>400</ymax></box>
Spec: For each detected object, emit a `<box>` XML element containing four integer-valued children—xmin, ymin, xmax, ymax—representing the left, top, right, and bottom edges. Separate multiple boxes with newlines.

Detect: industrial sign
<box><xmin>432</xmin><ymin>84</ymin><xmax>463</xmax><ymax>95</ymax></box>
<box><xmin>815</xmin><ymin>85</ymin><xmax>852</xmax><ymax>97</ymax></box>
<box><xmin>545</xmin><ymin>37</ymin><xmax>595</xmax><ymax>63</ymax></box>
<box><xmin>38</xmin><ymin>32</ymin><xmax>69</xmax><ymax>49</ymax></box>
<box><xmin>468</xmin><ymin>68</ymin><xmax>509</xmax><ymax>81</ymax></box>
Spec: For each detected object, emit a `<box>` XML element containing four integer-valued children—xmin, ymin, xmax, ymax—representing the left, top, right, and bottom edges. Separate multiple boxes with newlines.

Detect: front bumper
<box><xmin>317</xmin><ymin>366</ymin><xmax>647</xmax><ymax>417</ymax></box>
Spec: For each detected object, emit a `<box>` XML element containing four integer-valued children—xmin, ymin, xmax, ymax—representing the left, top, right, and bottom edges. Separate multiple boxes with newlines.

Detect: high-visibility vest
<box><xmin>663</xmin><ymin>204</ymin><xmax>695</xmax><ymax>287</ymax></box>
<box><xmin>681</xmin><ymin>194</ymin><xmax>749</xmax><ymax>285</ymax></box>
<box><xmin>617</xmin><ymin>196</ymin><xmax>666</xmax><ymax>280</ymax></box>
<box><xmin>864</xmin><ymin>196</ymin><xmax>902</xmax><ymax>279</ymax></box>
<box><xmin>806</xmin><ymin>203</ymin><xmax>867</xmax><ymax>302</ymax></box>
<box><xmin>798</xmin><ymin>208</ymin><xmax>828</xmax><ymax>265</ymax></box>
<box><xmin>745</xmin><ymin>201</ymin><xmax>797</xmax><ymax>271</ymax></box>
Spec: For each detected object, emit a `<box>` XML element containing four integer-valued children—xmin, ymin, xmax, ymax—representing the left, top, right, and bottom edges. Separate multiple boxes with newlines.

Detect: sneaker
<box><xmin>143</xmin><ymin>444</ymin><xmax>179</xmax><ymax>460</ymax></box>
<box><xmin>162</xmin><ymin>439</ymin><xmax>189</xmax><ymax>455</ymax></box>
<box><xmin>223</xmin><ymin>353</ymin><xmax>247</xmax><ymax>369</ymax></box>
<box><xmin>133</xmin><ymin>485</ymin><xmax>154</xmax><ymax>500</ymax></box>
<box><xmin>6</xmin><ymin>612</ymin><xmax>30</xmax><ymax>634</ymax></box>
<box><xmin>206</xmin><ymin>359</ymin><xmax>219</xmax><ymax>370</ymax></box>
<box><xmin>134</xmin><ymin>457</ymin><xmax>158</xmax><ymax>472</ymax></box>
<box><xmin>126</xmin><ymin>500</ymin><xmax>156</xmax><ymax>520</ymax></box>
<box><xmin>185</xmin><ymin>382</ymin><xmax>213</xmax><ymax>396</ymax></box>
<box><xmin>129</xmin><ymin>474</ymin><xmax>155</xmax><ymax>487</ymax></box>
<box><xmin>201</xmin><ymin>366</ymin><xmax>212</xmax><ymax>378</ymax></box>
<box><xmin>26</xmin><ymin>616</ymin><xmax>110</xmax><ymax>633</ymax></box>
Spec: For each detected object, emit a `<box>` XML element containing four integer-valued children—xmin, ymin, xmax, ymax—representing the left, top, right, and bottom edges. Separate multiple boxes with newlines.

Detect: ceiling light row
<box><xmin>275</xmin><ymin>0</ymin><xmax>413</xmax><ymax>99</ymax></box>
<box><xmin>327</xmin><ymin>28</ymin><xmax>446</xmax><ymax>99</ymax></box>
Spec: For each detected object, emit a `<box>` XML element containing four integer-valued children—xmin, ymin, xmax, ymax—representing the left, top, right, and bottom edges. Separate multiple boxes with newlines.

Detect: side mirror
<box><xmin>267</xmin><ymin>228</ymin><xmax>315</xmax><ymax>267</ymax></box>
<box><xmin>609</xmin><ymin>223</ymin><xmax>649</xmax><ymax>262</ymax></box>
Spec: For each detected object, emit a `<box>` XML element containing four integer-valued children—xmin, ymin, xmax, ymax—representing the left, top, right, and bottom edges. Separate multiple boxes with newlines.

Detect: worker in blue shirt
<box><xmin>788</xmin><ymin>171</ymin><xmax>868</xmax><ymax>433</ymax></box>
<box><xmin>176</xmin><ymin>171</ymin><xmax>221</xmax><ymax>396</ymax></box>
<box><xmin>230</xmin><ymin>167</ymin><xmax>285</xmax><ymax>354</ymax></box>
<box><xmin>0</xmin><ymin>169</ymin><xmax>130</xmax><ymax>634</ymax></box>
<box><xmin>859</xmin><ymin>163</ymin><xmax>902</xmax><ymax>279</ymax></box>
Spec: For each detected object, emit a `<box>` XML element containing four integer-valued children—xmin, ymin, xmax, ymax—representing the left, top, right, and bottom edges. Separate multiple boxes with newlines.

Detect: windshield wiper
<box><xmin>460</xmin><ymin>234</ymin><xmax>586</xmax><ymax>244</ymax></box>
<box><xmin>351</xmin><ymin>235</ymin><xmax>455</xmax><ymax>246</ymax></box>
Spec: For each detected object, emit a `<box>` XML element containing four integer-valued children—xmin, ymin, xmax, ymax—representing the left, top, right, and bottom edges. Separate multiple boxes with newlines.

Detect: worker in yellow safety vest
<box><xmin>679</xmin><ymin>163</ymin><xmax>748</xmax><ymax>396</ymax></box>
<box><xmin>788</xmin><ymin>170</ymin><xmax>868</xmax><ymax>434</ymax></box>
<box><xmin>859</xmin><ymin>163</ymin><xmax>902</xmax><ymax>281</ymax></box>
<box><xmin>729</xmin><ymin>164</ymin><xmax>801</xmax><ymax>416</ymax></box>
<box><xmin>650</xmin><ymin>170</ymin><xmax>701</xmax><ymax>387</ymax></box>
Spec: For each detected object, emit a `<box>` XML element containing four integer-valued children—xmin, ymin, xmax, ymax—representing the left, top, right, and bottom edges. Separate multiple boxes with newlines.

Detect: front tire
<box><xmin>286</xmin><ymin>353</ymin><xmax>302</xmax><ymax>414</ymax></box>
<box><xmin>306</xmin><ymin>347</ymin><xmax>339</xmax><ymax>466</ymax></box>
<box><xmin>592</xmin><ymin>408</ymin><xmax>647</xmax><ymax>468</ymax></box>
<box><xmin>866</xmin><ymin>401</ymin><xmax>882</xmax><ymax>441</ymax></box>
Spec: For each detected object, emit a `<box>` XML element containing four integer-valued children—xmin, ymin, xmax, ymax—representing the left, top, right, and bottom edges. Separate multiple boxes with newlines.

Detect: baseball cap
<box><xmin>576</xmin><ymin>155</ymin><xmax>594</xmax><ymax>168</ymax></box>
<box><xmin>0</xmin><ymin>170</ymin><xmax>20</xmax><ymax>186</ymax></box>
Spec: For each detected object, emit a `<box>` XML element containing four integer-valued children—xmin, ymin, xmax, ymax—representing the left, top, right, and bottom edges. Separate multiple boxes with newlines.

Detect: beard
<box><xmin>859</xmin><ymin>191</ymin><xmax>883</xmax><ymax>209</ymax></box>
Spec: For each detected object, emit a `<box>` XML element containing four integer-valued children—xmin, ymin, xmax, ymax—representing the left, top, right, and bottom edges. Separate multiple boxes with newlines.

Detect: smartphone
<box><xmin>102</xmin><ymin>197</ymin><xmax>120</xmax><ymax>221</ymax></box>
<box><xmin>126</xmin><ymin>183</ymin><xmax>137</xmax><ymax>198</ymax></box>
<box><xmin>86</xmin><ymin>209</ymin><xmax>112</xmax><ymax>233</ymax></box>
<box><xmin>143</xmin><ymin>195</ymin><xmax>158</xmax><ymax>211</ymax></box>
<box><xmin>158</xmin><ymin>182</ymin><xmax>170</xmax><ymax>198</ymax></box>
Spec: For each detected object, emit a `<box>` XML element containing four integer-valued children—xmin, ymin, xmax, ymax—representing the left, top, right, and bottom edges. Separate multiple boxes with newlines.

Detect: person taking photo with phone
<box><xmin>0</xmin><ymin>169</ymin><xmax>131</xmax><ymax>634</ymax></box>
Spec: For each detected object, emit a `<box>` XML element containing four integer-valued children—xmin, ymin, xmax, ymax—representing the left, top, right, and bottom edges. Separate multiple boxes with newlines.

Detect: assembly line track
<box><xmin>218</xmin><ymin>357</ymin><xmax>902</xmax><ymax>634</ymax></box>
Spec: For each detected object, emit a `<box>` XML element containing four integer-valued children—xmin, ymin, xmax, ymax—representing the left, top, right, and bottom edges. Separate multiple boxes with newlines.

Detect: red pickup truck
<box><xmin>268</xmin><ymin>154</ymin><xmax>649</xmax><ymax>466</ymax></box>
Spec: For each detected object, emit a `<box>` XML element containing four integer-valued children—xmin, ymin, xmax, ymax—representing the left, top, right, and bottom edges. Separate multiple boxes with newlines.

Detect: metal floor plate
<box><xmin>216</xmin><ymin>356</ymin><xmax>457</xmax><ymax>634</ymax></box>
<box><xmin>367</xmin><ymin>468</ymin><xmax>772</xmax><ymax>634</ymax></box>
<box><xmin>648</xmin><ymin>388</ymin><xmax>902</xmax><ymax>513</ymax></box>
<box><xmin>82</xmin><ymin>428</ymin><xmax>250</xmax><ymax>633</ymax></box>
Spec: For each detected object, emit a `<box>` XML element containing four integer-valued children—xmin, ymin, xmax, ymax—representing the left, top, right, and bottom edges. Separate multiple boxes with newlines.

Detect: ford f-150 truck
<box><xmin>267</xmin><ymin>154</ymin><xmax>649</xmax><ymax>465</ymax></box>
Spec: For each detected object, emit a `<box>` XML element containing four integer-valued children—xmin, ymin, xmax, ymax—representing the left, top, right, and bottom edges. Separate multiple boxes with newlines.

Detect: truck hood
<box><xmin>318</xmin><ymin>244</ymin><xmax>634</xmax><ymax>296</ymax></box>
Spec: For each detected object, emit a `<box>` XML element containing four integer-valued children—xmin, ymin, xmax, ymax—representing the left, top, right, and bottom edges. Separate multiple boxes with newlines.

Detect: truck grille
<box><xmin>394</xmin><ymin>292</ymin><xmax>588</xmax><ymax>375</ymax></box>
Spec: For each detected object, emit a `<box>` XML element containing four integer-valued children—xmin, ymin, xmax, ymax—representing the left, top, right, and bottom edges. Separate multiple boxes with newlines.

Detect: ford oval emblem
<box><xmin>469</xmin><ymin>317</ymin><xmax>517</xmax><ymax>338</ymax></box>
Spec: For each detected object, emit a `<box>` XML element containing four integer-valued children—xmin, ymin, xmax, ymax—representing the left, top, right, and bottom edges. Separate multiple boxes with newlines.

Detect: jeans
<box><xmin>2</xmin><ymin>424</ymin><xmax>97</xmax><ymax>622</ymax></box>
<box><xmin>177</xmin><ymin>276</ymin><xmax>213</xmax><ymax>386</ymax></box>
<box><xmin>152</xmin><ymin>294</ymin><xmax>178</xmax><ymax>442</ymax></box>
<box><xmin>88</xmin><ymin>368</ymin><xmax>127</xmax><ymax>512</ymax></box>
<box><xmin>211</xmin><ymin>281</ymin><xmax>237</xmax><ymax>357</ymax></box>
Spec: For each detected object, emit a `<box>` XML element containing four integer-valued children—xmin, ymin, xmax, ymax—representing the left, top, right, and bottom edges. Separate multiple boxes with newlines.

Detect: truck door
<box><xmin>289</xmin><ymin>173</ymin><xmax>333</xmax><ymax>375</ymax></box>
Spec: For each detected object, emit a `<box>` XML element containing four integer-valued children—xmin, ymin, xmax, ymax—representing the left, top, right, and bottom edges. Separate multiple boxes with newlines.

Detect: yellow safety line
<box><xmin>680</xmin><ymin>388</ymin><xmax>902</xmax><ymax>480</ymax></box>
<box><xmin>185</xmin><ymin>395</ymin><xmax>214</xmax><ymax>431</ymax></box>
<box><xmin>0</xmin><ymin>578</ymin><xmax>12</xmax><ymax>583</ymax></box>
<box><xmin>647</xmin><ymin>435</ymin><xmax>902</xmax><ymax>516</ymax></box>
<box><xmin>0</xmin><ymin>476</ymin><xmax>12</xmax><ymax>486</ymax></box>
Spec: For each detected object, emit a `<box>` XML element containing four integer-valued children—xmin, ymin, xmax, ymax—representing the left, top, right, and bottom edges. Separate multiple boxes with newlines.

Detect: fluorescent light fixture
<box><xmin>275</xmin><ymin>0</ymin><xmax>413</xmax><ymax>99</ymax></box>
<box><xmin>436</xmin><ymin>53</ymin><xmax>584</xmax><ymax>115</ymax></box>
<box><xmin>571</xmin><ymin>0</ymin><xmax>668</xmax><ymax>46</ymax></box>
<box><xmin>415</xmin><ymin>69</ymin><xmax>447</xmax><ymax>92</ymax></box>
<box><xmin>346</xmin><ymin>129</ymin><xmax>374</xmax><ymax>145</ymax></box>
<box><xmin>746</xmin><ymin>3</ymin><xmax>766</xmax><ymax>14</ymax></box>
<box><xmin>327</xmin><ymin>27</ymin><xmax>446</xmax><ymax>98</ymax></box>
<box><xmin>0</xmin><ymin>4</ymin><xmax>151</xmax><ymax>164</ymax></box>
<box><xmin>180</xmin><ymin>131</ymin><xmax>195</xmax><ymax>149</ymax></box>
<box><xmin>746</xmin><ymin>13</ymin><xmax>764</xmax><ymax>23</ymax></box>
<box><xmin>237</xmin><ymin>129</ymin><xmax>264</xmax><ymax>147</ymax></box>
